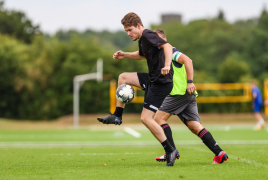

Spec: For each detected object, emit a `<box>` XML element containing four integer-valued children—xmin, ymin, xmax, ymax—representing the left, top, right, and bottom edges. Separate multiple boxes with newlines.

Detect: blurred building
<box><xmin>161</xmin><ymin>13</ymin><xmax>182</xmax><ymax>24</ymax></box>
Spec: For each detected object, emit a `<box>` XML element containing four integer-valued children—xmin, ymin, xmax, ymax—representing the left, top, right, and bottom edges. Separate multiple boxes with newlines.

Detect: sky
<box><xmin>4</xmin><ymin>0</ymin><xmax>268</xmax><ymax>34</ymax></box>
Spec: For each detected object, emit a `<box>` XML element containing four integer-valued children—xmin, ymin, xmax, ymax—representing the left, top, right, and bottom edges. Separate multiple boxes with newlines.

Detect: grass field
<box><xmin>0</xmin><ymin>114</ymin><xmax>268</xmax><ymax>180</ymax></box>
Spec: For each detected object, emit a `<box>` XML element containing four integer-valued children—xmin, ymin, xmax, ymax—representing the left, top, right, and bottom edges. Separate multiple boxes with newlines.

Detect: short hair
<box><xmin>153</xmin><ymin>29</ymin><xmax>166</xmax><ymax>38</ymax></box>
<box><xmin>251</xmin><ymin>79</ymin><xmax>257</xmax><ymax>85</ymax></box>
<box><xmin>121</xmin><ymin>12</ymin><xmax>143</xmax><ymax>27</ymax></box>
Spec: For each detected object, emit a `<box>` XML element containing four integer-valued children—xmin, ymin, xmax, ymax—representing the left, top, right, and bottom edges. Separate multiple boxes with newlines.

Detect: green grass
<box><xmin>0</xmin><ymin>125</ymin><xmax>268</xmax><ymax>180</ymax></box>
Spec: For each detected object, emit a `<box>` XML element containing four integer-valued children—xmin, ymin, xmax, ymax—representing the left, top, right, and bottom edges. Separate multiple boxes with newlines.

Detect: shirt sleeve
<box><xmin>172</xmin><ymin>48</ymin><xmax>183</xmax><ymax>61</ymax></box>
<box><xmin>143</xmin><ymin>30</ymin><xmax>167</xmax><ymax>47</ymax></box>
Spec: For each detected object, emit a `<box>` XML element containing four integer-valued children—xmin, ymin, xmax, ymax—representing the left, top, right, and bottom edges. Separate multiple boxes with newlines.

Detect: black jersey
<box><xmin>138</xmin><ymin>29</ymin><xmax>173</xmax><ymax>84</ymax></box>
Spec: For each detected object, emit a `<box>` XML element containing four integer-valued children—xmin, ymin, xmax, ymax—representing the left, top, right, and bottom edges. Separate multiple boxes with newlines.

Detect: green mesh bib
<box><xmin>170</xmin><ymin>61</ymin><xmax>187</xmax><ymax>95</ymax></box>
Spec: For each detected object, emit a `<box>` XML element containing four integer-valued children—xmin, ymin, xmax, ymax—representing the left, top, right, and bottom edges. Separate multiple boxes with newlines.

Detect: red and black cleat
<box><xmin>156</xmin><ymin>152</ymin><xmax>180</xmax><ymax>162</ymax></box>
<box><xmin>212</xmin><ymin>151</ymin><xmax>228</xmax><ymax>164</ymax></box>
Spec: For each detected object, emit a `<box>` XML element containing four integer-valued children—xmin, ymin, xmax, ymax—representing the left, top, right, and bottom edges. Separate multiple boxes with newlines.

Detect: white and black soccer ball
<box><xmin>116</xmin><ymin>84</ymin><xmax>135</xmax><ymax>103</ymax></box>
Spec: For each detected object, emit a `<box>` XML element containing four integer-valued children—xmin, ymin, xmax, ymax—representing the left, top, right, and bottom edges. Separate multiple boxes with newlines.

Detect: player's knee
<box><xmin>154</xmin><ymin>115</ymin><xmax>159</xmax><ymax>123</ymax></box>
<box><xmin>154</xmin><ymin>116</ymin><xmax>164</xmax><ymax>125</ymax></box>
<box><xmin>140</xmin><ymin>116</ymin><xmax>151</xmax><ymax>125</ymax></box>
<box><xmin>118</xmin><ymin>73</ymin><xmax>127</xmax><ymax>84</ymax></box>
<box><xmin>140</xmin><ymin>116</ymin><xmax>146</xmax><ymax>124</ymax></box>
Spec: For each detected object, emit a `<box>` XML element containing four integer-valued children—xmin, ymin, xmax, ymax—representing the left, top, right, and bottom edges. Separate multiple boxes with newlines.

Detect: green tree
<box><xmin>218</xmin><ymin>53</ymin><xmax>250</xmax><ymax>83</ymax></box>
<box><xmin>152</xmin><ymin>18</ymin><xmax>251</xmax><ymax>76</ymax></box>
<box><xmin>0</xmin><ymin>35</ymin><xmax>28</xmax><ymax>118</ymax></box>
<box><xmin>247</xmin><ymin>8</ymin><xmax>268</xmax><ymax>77</ymax></box>
<box><xmin>54</xmin><ymin>29</ymin><xmax>134</xmax><ymax>49</ymax></box>
<box><xmin>0</xmin><ymin>1</ymin><xmax>40</xmax><ymax>43</ymax></box>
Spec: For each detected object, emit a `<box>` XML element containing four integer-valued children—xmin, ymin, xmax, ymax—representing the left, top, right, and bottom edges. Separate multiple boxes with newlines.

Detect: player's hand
<box><xmin>113</xmin><ymin>50</ymin><xmax>125</xmax><ymax>59</ymax></box>
<box><xmin>161</xmin><ymin>66</ymin><xmax>170</xmax><ymax>75</ymax></box>
<box><xmin>187</xmin><ymin>83</ymin><xmax>196</xmax><ymax>95</ymax></box>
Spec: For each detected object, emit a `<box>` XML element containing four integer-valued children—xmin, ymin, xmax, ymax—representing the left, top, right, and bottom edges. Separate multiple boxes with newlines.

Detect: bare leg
<box><xmin>97</xmin><ymin>72</ymin><xmax>142</xmax><ymax>124</ymax></box>
<box><xmin>116</xmin><ymin>72</ymin><xmax>141</xmax><ymax>108</ymax></box>
<box><xmin>254</xmin><ymin>112</ymin><xmax>263</xmax><ymax>123</ymax></box>
<box><xmin>186</xmin><ymin>121</ymin><xmax>204</xmax><ymax>135</ymax></box>
<box><xmin>254</xmin><ymin>112</ymin><xmax>265</xmax><ymax>130</ymax></box>
<box><xmin>154</xmin><ymin>110</ymin><xmax>176</xmax><ymax>148</ymax></box>
<box><xmin>154</xmin><ymin>110</ymin><xmax>172</xmax><ymax>125</ymax></box>
<box><xmin>140</xmin><ymin>108</ymin><xmax>167</xmax><ymax>143</ymax></box>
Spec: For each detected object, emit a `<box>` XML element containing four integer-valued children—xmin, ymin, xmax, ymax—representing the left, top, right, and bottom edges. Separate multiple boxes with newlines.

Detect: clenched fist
<box><xmin>161</xmin><ymin>66</ymin><xmax>170</xmax><ymax>75</ymax></box>
<box><xmin>113</xmin><ymin>50</ymin><xmax>125</xmax><ymax>59</ymax></box>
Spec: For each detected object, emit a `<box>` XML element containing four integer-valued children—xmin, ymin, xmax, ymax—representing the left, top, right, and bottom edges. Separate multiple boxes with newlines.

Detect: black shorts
<box><xmin>137</xmin><ymin>73</ymin><xmax>149</xmax><ymax>90</ymax></box>
<box><xmin>159</xmin><ymin>92</ymin><xmax>201</xmax><ymax>126</ymax></box>
<box><xmin>137</xmin><ymin>73</ymin><xmax>173</xmax><ymax>113</ymax></box>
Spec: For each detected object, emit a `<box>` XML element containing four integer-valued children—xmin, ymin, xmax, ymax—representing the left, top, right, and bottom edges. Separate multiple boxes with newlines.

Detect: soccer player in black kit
<box><xmin>97</xmin><ymin>12</ymin><xmax>178</xmax><ymax>166</ymax></box>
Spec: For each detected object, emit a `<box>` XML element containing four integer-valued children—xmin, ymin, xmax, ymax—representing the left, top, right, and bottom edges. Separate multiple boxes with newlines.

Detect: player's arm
<box><xmin>177</xmin><ymin>54</ymin><xmax>196</xmax><ymax>95</ymax></box>
<box><xmin>253</xmin><ymin>92</ymin><xmax>257</xmax><ymax>99</ymax></box>
<box><xmin>159</xmin><ymin>43</ymin><xmax>173</xmax><ymax>75</ymax></box>
<box><xmin>252</xmin><ymin>92</ymin><xmax>257</xmax><ymax>108</ymax></box>
<box><xmin>113</xmin><ymin>50</ymin><xmax>145</xmax><ymax>60</ymax></box>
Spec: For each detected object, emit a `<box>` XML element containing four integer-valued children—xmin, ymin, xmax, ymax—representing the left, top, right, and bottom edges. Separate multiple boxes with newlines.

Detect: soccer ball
<box><xmin>116</xmin><ymin>84</ymin><xmax>135</xmax><ymax>103</ymax></box>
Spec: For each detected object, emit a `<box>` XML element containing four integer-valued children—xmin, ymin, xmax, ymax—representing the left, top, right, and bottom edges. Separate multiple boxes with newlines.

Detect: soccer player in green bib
<box><xmin>153</xmin><ymin>30</ymin><xmax>228</xmax><ymax>164</ymax></box>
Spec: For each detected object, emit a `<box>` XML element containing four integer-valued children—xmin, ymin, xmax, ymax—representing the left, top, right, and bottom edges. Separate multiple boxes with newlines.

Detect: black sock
<box><xmin>161</xmin><ymin>124</ymin><xmax>176</xmax><ymax>149</ymax></box>
<box><xmin>198</xmin><ymin>128</ymin><xmax>223</xmax><ymax>156</ymax></box>
<box><xmin>113</xmin><ymin>107</ymin><xmax>123</xmax><ymax>117</ymax></box>
<box><xmin>161</xmin><ymin>139</ymin><xmax>174</xmax><ymax>153</ymax></box>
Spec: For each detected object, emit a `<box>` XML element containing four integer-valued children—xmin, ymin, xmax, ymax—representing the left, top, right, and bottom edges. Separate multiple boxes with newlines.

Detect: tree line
<box><xmin>1</xmin><ymin>1</ymin><xmax>268</xmax><ymax>120</ymax></box>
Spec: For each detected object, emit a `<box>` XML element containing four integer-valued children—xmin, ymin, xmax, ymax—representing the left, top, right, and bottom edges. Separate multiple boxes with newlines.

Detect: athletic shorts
<box><xmin>137</xmin><ymin>73</ymin><xmax>173</xmax><ymax>113</ymax></box>
<box><xmin>253</xmin><ymin>103</ymin><xmax>262</xmax><ymax>112</ymax></box>
<box><xmin>158</xmin><ymin>92</ymin><xmax>201</xmax><ymax>126</ymax></box>
<box><xmin>137</xmin><ymin>73</ymin><xmax>149</xmax><ymax>90</ymax></box>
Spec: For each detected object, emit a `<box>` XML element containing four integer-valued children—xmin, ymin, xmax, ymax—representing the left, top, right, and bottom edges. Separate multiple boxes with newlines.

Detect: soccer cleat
<box><xmin>166</xmin><ymin>149</ymin><xmax>179</xmax><ymax>166</ymax></box>
<box><xmin>261</xmin><ymin>121</ymin><xmax>266</xmax><ymax>128</ymax></box>
<box><xmin>255</xmin><ymin>121</ymin><xmax>266</xmax><ymax>130</ymax></box>
<box><xmin>97</xmin><ymin>114</ymin><xmax>122</xmax><ymax>125</ymax></box>
<box><xmin>255</xmin><ymin>125</ymin><xmax>262</xmax><ymax>130</ymax></box>
<box><xmin>212</xmin><ymin>151</ymin><xmax>228</xmax><ymax>164</ymax></box>
<box><xmin>156</xmin><ymin>152</ymin><xmax>180</xmax><ymax>162</ymax></box>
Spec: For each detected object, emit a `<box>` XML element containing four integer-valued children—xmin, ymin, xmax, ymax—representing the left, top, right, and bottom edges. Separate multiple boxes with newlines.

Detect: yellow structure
<box><xmin>264</xmin><ymin>78</ymin><xmax>268</xmax><ymax>116</ymax></box>
<box><xmin>194</xmin><ymin>83</ymin><xmax>251</xmax><ymax>103</ymax></box>
<box><xmin>110</xmin><ymin>81</ymin><xmax>253</xmax><ymax>113</ymax></box>
<box><xmin>109</xmin><ymin>80</ymin><xmax>117</xmax><ymax>113</ymax></box>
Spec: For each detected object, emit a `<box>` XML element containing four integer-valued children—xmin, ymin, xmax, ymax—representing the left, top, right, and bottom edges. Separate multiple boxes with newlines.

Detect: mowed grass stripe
<box><xmin>1</xmin><ymin>140</ymin><xmax>268</xmax><ymax>148</ymax></box>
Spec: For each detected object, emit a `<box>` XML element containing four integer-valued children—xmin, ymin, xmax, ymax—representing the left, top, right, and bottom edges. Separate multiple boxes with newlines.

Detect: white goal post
<box><xmin>73</xmin><ymin>58</ymin><xmax>103</xmax><ymax>129</ymax></box>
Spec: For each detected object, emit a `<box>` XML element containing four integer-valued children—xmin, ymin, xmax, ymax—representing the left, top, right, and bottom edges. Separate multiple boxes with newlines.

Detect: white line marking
<box><xmin>0</xmin><ymin>140</ymin><xmax>268</xmax><ymax>148</ymax></box>
<box><xmin>186</xmin><ymin>147</ymin><xmax>268</xmax><ymax>169</ymax></box>
<box><xmin>228</xmin><ymin>155</ymin><xmax>268</xmax><ymax>169</ymax></box>
<box><xmin>123</xmin><ymin>127</ymin><xmax>141</xmax><ymax>138</ymax></box>
<box><xmin>51</xmin><ymin>152</ymin><xmax>155</xmax><ymax>156</ymax></box>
